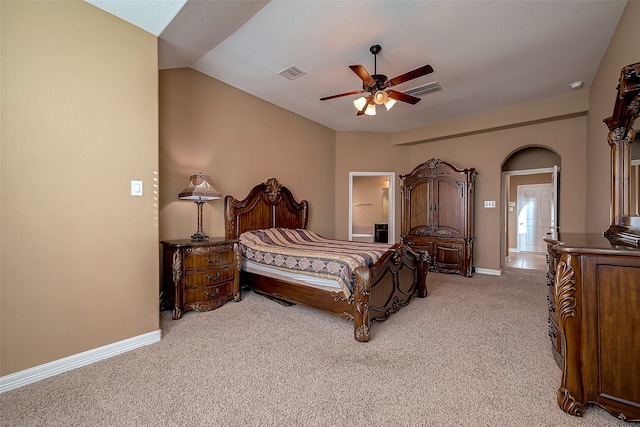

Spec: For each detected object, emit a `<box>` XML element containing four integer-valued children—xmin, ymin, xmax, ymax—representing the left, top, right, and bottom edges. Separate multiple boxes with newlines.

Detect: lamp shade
<box><xmin>353</xmin><ymin>96</ymin><xmax>368</xmax><ymax>111</ymax></box>
<box><xmin>384</xmin><ymin>97</ymin><xmax>397</xmax><ymax>111</ymax></box>
<box><xmin>364</xmin><ymin>103</ymin><xmax>376</xmax><ymax>116</ymax></box>
<box><xmin>179</xmin><ymin>173</ymin><xmax>221</xmax><ymax>200</ymax></box>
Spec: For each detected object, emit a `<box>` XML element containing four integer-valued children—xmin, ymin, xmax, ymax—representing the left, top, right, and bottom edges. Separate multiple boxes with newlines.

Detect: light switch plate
<box><xmin>131</xmin><ymin>180</ymin><xmax>143</xmax><ymax>196</ymax></box>
<box><xmin>484</xmin><ymin>200</ymin><xmax>496</xmax><ymax>208</ymax></box>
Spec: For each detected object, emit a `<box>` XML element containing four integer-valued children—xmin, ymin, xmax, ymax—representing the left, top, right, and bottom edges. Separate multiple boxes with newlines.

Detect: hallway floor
<box><xmin>506</xmin><ymin>251</ymin><xmax>547</xmax><ymax>271</ymax></box>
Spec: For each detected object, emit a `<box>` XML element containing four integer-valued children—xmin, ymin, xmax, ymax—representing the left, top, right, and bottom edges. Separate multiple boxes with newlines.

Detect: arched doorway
<box><xmin>501</xmin><ymin>146</ymin><xmax>560</xmax><ymax>270</ymax></box>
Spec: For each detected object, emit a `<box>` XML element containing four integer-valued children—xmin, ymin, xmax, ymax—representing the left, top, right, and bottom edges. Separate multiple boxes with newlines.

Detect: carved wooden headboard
<box><xmin>224</xmin><ymin>178</ymin><xmax>309</xmax><ymax>240</ymax></box>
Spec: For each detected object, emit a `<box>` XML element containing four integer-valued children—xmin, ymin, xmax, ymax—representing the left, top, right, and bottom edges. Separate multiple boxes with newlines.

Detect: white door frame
<box><xmin>349</xmin><ymin>172</ymin><xmax>395</xmax><ymax>243</ymax></box>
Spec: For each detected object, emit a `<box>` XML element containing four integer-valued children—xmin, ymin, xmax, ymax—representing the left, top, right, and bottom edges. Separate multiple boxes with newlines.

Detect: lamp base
<box><xmin>190</xmin><ymin>231</ymin><xmax>209</xmax><ymax>242</ymax></box>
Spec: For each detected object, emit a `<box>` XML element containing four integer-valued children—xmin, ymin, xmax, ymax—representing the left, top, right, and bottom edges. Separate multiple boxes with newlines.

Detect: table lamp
<box><xmin>179</xmin><ymin>172</ymin><xmax>221</xmax><ymax>241</ymax></box>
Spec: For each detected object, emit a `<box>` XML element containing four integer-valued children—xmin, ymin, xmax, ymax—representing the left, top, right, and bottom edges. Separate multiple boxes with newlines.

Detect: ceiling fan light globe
<box><xmin>353</xmin><ymin>97</ymin><xmax>368</xmax><ymax>111</ymax></box>
<box><xmin>365</xmin><ymin>104</ymin><xmax>376</xmax><ymax>116</ymax></box>
<box><xmin>373</xmin><ymin>90</ymin><xmax>388</xmax><ymax>105</ymax></box>
<box><xmin>384</xmin><ymin>98</ymin><xmax>397</xmax><ymax>111</ymax></box>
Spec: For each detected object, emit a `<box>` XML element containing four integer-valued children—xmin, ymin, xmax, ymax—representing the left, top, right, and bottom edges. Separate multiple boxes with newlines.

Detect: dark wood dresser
<box><xmin>544</xmin><ymin>232</ymin><xmax>640</xmax><ymax>421</ymax></box>
<box><xmin>400</xmin><ymin>158</ymin><xmax>476</xmax><ymax>277</ymax></box>
<box><xmin>161</xmin><ymin>238</ymin><xmax>241</xmax><ymax>319</ymax></box>
<box><xmin>543</xmin><ymin>62</ymin><xmax>640</xmax><ymax>421</ymax></box>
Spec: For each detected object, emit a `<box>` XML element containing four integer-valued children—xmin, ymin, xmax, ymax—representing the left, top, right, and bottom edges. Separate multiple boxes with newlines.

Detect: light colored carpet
<box><xmin>0</xmin><ymin>268</ymin><xmax>627</xmax><ymax>426</ymax></box>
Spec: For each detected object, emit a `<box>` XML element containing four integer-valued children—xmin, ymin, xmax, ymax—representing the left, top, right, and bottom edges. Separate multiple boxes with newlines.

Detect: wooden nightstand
<box><xmin>160</xmin><ymin>238</ymin><xmax>241</xmax><ymax>319</ymax></box>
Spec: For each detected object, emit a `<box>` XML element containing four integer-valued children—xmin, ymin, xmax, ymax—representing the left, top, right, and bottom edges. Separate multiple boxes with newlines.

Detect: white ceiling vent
<box><xmin>404</xmin><ymin>81</ymin><xmax>442</xmax><ymax>97</ymax></box>
<box><xmin>278</xmin><ymin>65</ymin><xmax>306</xmax><ymax>80</ymax></box>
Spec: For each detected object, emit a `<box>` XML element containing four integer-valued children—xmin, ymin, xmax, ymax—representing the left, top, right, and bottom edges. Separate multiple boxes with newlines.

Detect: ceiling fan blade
<box><xmin>388</xmin><ymin>90</ymin><xmax>422</xmax><ymax>105</ymax></box>
<box><xmin>349</xmin><ymin>65</ymin><xmax>375</xmax><ymax>83</ymax></box>
<box><xmin>387</xmin><ymin>64</ymin><xmax>434</xmax><ymax>87</ymax></box>
<box><xmin>320</xmin><ymin>90</ymin><xmax>364</xmax><ymax>101</ymax></box>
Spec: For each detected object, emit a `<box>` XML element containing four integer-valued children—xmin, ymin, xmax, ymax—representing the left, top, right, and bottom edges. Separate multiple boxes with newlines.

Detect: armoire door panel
<box><xmin>407</xmin><ymin>180</ymin><xmax>432</xmax><ymax>231</ymax></box>
<box><xmin>435</xmin><ymin>178</ymin><xmax>465</xmax><ymax>236</ymax></box>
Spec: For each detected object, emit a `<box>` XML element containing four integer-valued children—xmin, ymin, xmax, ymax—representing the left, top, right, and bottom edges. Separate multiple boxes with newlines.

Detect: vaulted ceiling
<box><xmin>87</xmin><ymin>0</ymin><xmax>627</xmax><ymax>132</ymax></box>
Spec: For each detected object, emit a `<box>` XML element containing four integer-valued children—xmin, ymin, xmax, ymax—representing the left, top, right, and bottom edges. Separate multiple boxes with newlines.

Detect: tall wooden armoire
<box><xmin>400</xmin><ymin>158</ymin><xmax>476</xmax><ymax>277</ymax></box>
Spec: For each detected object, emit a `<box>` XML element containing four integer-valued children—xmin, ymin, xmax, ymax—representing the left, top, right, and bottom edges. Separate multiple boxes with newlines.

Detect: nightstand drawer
<box><xmin>184</xmin><ymin>246</ymin><xmax>235</xmax><ymax>269</ymax></box>
<box><xmin>184</xmin><ymin>282</ymin><xmax>233</xmax><ymax>305</ymax></box>
<box><xmin>184</xmin><ymin>266</ymin><xmax>235</xmax><ymax>288</ymax></box>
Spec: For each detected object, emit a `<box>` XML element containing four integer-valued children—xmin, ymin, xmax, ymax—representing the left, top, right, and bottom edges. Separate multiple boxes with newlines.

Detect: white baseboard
<box><xmin>508</xmin><ymin>248</ymin><xmax>519</xmax><ymax>253</ymax></box>
<box><xmin>474</xmin><ymin>268</ymin><xmax>502</xmax><ymax>276</ymax></box>
<box><xmin>0</xmin><ymin>329</ymin><xmax>161</xmax><ymax>393</ymax></box>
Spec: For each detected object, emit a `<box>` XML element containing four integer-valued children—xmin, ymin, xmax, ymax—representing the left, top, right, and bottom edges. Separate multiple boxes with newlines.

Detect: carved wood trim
<box><xmin>233</xmin><ymin>242</ymin><xmax>242</xmax><ymax>302</ymax></box>
<box><xmin>188</xmin><ymin>297</ymin><xmax>228</xmax><ymax>312</ymax></box>
<box><xmin>558</xmin><ymin>386</ymin><xmax>584</xmax><ymax>417</ymax></box>
<box><xmin>555</xmin><ymin>253</ymin><xmax>584</xmax><ymax>416</ymax></box>
<box><xmin>264</xmin><ymin>177</ymin><xmax>282</xmax><ymax>203</ymax></box>
<box><xmin>185</xmin><ymin>244</ymin><xmax>234</xmax><ymax>255</ymax></box>
<box><xmin>353</xmin><ymin>265</ymin><xmax>371</xmax><ymax>342</ymax></box>
<box><xmin>171</xmin><ymin>249</ymin><xmax>183</xmax><ymax>319</ymax></box>
<box><xmin>555</xmin><ymin>257</ymin><xmax>577</xmax><ymax>324</ymax></box>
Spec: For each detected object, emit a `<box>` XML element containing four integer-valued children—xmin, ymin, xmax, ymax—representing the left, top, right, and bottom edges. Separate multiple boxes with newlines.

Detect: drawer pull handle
<box><xmin>205</xmin><ymin>255</ymin><xmax>221</xmax><ymax>264</ymax></box>
<box><xmin>205</xmin><ymin>272</ymin><xmax>221</xmax><ymax>281</ymax></box>
<box><xmin>204</xmin><ymin>289</ymin><xmax>219</xmax><ymax>297</ymax></box>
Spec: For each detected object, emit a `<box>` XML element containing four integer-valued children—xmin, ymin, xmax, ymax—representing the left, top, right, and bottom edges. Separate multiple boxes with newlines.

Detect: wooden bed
<box><xmin>224</xmin><ymin>177</ymin><xmax>429</xmax><ymax>342</ymax></box>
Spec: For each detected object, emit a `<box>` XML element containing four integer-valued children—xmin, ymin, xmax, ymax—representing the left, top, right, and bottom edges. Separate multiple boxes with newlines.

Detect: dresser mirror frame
<box><xmin>603</xmin><ymin>62</ymin><xmax>640</xmax><ymax>246</ymax></box>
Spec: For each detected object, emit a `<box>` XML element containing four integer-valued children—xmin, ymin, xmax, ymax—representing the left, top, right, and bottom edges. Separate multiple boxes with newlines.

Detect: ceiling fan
<box><xmin>320</xmin><ymin>44</ymin><xmax>434</xmax><ymax>116</ymax></box>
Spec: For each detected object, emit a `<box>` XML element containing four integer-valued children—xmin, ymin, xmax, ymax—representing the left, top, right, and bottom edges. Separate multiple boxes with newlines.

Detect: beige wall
<box><xmin>159</xmin><ymin>68</ymin><xmax>336</xmax><ymax>241</ymax></box>
<box><xmin>1</xmin><ymin>2</ymin><xmax>159</xmax><ymax>375</ymax></box>
<box><xmin>586</xmin><ymin>0</ymin><xmax>640</xmax><ymax>232</ymax></box>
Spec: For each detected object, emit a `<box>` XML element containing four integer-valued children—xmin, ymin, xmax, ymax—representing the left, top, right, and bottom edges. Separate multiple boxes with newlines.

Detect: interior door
<box><xmin>518</xmin><ymin>183</ymin><xmax>553</xmax><ymax>252</ymax></box>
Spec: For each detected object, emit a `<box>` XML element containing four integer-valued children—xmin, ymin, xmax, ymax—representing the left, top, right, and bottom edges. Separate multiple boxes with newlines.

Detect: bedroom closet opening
<box><xmin>501</xmin><ymin>146</ymin><xmax>560</xmax><ymax>271</ymax></box>
<box><xmin>349</xmin><ymin>172</ymin><xmax>394</xmax><ymax>243</ymax></box>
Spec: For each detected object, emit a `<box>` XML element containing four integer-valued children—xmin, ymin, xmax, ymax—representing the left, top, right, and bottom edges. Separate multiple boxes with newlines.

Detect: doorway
<box><xmin>501</xmin><ymin>146</ymin><xmax>560</xmax><ymax>271</ymax></box>
<box><xmin>349</xmin><ymin>172</ymin><xmax>395</xmax><ymax>243</ymax></box>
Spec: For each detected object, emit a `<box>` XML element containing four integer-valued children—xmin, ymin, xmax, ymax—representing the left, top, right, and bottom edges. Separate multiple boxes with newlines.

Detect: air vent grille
<box><xmin>404</xmin><ymin>81</ymin><xmax>442</xmax><ymax>97</ymax></box>
<box><xmin>278</xmin><ymin>65</ymin><xmax>306</xmax><ymax>80</ymax></box>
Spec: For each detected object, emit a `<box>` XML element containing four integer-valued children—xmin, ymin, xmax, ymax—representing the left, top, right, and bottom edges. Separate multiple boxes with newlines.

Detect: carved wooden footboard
<box><xmin>353</xmin><ymin>243</ymin><xmax>428</xmax><ymax>341</ymax></box>
<box><xmin>225</xmin><ymin>178</ymin><xmax>428</xmax><ymax>342</ymax></box>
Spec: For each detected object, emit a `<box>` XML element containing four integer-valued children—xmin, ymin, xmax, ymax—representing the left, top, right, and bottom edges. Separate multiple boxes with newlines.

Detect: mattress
<box><xmin>239</xmin><ymin>228</ymin><xmax>392</xmax><ymax>297</ymax></box>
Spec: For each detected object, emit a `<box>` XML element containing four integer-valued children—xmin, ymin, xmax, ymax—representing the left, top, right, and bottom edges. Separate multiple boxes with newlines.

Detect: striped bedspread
<box><xmin>239</xmin><ymin>228</ymin><xmax>392</xmax><ymax>297</ymax></box>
